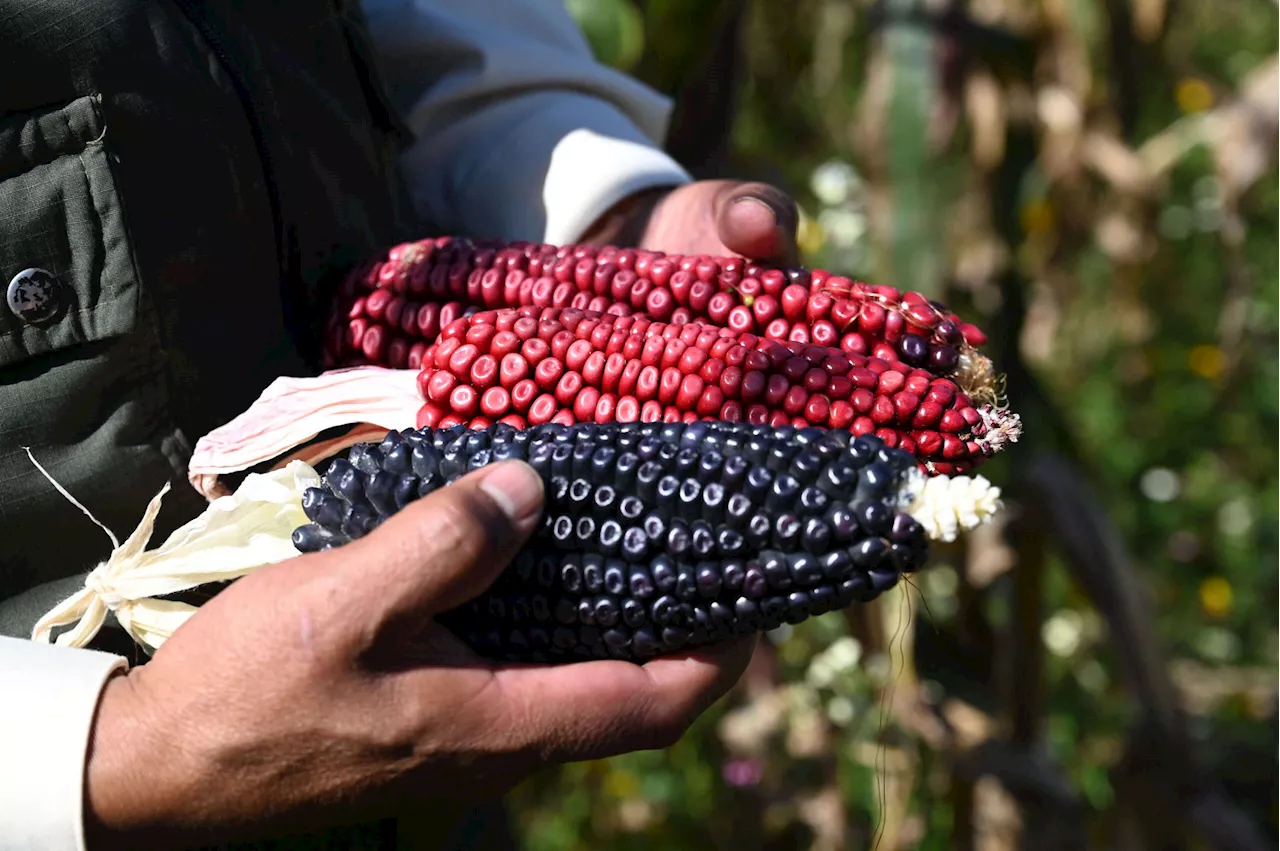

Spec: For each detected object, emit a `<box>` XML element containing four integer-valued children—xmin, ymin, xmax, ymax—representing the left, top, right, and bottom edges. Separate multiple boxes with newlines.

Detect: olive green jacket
<box><xmin>0</xmin><ymin>3</ymin><xmax>422</xmax><ymax>847</ymax></box>
<box><xmin>0</xmin><ymin>0</ymin><xmax>414</xmax><ymax>639</ymax></box>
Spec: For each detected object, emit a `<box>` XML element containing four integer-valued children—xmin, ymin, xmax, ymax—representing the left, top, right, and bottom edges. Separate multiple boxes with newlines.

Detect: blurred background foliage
<box><xmin>508</xmin><ymin>1</ymin><xmax>1279</xmax><ymax>848</ymax></box>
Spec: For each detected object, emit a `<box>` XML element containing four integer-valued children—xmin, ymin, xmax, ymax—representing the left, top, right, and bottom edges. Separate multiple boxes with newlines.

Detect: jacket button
<box><xmin>7</xmin><ymin>268</ymin><xmax>64</xmax><ymax>325</ymax></box>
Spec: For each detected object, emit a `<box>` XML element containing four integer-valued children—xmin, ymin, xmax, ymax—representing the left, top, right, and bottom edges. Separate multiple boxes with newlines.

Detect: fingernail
<box><xmin>480</xmin><ymin>461</ymin><xmax>544</xmax><ymax>530</ymax></box>
<box><xmin>733</xmin><ymin>196</ymin><xmax>778</xmax><ymax>221</ymax></box>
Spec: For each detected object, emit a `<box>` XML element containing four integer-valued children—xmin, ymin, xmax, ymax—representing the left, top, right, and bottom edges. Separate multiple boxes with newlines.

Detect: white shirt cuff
<box><xmin>542</xmin><ymin>125</ymin><xmax>692</xmax><ymax>245</ymax></box>
<box><xmin>0</xmin><ymin>637</ymin><xmax>127</xmax><ymax>851</ymax></box>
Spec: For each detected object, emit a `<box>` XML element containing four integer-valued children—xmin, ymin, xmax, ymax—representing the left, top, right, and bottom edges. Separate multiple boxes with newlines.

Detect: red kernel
<box><xmin>480</xmin><ymin>386</ymin><xmax>510</xmax><ymax>418</ymax></box>
<box><xmin>871</xmin><ymin>394</ymin><xmax>896</xmax><ymax>425</ymax></box>
<box><xmin>696</xmin><ymin>386</ymin><xmax>724</xmax><ymax>417</ymax></box>
<box><xmin>805</xmin><ymin>394</ymin><xmax>830</xmax><ymax>424</ymax></box>
<box><xmin>781</xmin><ymin>285</ymin><xmax>809</xmax><ymax>321</ymax></box>
<box><xmin>510</xmin><ymin>379</ymin><xmax>538</xmax><ymax>413</ymax></box>
<box><xmin>573</xmin><ymin>387</ymin><xmax>601</xmax><ymax>422</ymax></box>
<box><xmin>658</xmin><ymin>367</ymin><xmax>683</xmax><ymax>404</ymax></box>
<box><xmin>554</xmin><ymin>372</ymin><xmax>583</xmax><ymax>406</ymax></box>
<box><xmin>619</xmin><ymin>361</ymin><xmax>643</xmax><ymax>397</ymax></box>
<box><xmin>892</xmin><ymin>391</ymin><xmax>920</xmax><ymax>423</ymax></box>
<box><xmin>534</xmin><ymin>357</ymin><xmax>563</xmax><ymax>390</ymax></box>
<box><xmin>470</xmin><ymin>354</ymin><xmax>499</xmax><ymax>389</ymax></box>
<box><xmin>528</xmin><ymin>394</ymin><xmax>558</xmax><ymax>424</ymax></box>
<box><xmin>615</xmin><ymin>395</ymin><xmax>640</xmax><ymax>422</ymax></box>
<box><xmin>764</xmin><ymin>374</ymin><xmax>790</xmax><ymax>407</ymax></box>
<box><xmin>595</xmin><ymin>392</ymin><xmax>618</xmax><ymax>423</ymax></box>
<box><xmin>499</xmin><ymin>353</ymin><xmax>529</xmax><ymax>388</ymax></box>
<box><xmin>912</xmin><ymin>400</ymin><xmax>943</xmax><ymax>428</ymax></box>
<box><xmin>783</xmin><ymin>385</ymin><xmax>809</xmax><ymax>416</ymax></box>
<box><xmin>449</xmin><ymin>385</ymin><xmax>479</xmax><ymax>418</ymax></box>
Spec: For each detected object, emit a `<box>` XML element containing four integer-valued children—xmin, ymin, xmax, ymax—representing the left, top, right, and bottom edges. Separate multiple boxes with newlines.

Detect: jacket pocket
<box><xmin>0</xmin><ymin>94</ymin><xmax>142</xmax><ymax>368</ymax></box>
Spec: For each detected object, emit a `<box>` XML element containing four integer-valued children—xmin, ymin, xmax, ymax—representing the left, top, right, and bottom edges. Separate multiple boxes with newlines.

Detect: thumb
<box><xmin>714</xmin><ymin>181</ymin><xmax>800</xmax><ymax>265</ymax></box>
<box><xmin>336</xmin><ymin>460</ymin><xmax>545</xmax><ymax>639</ymax></box>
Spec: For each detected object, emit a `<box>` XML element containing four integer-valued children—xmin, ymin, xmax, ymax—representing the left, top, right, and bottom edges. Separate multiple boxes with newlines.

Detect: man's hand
<box><xmin>84</xmin><ymin>461</ymin><xmax>755</xmax><ymax>848</ymax></box>
<box><xmin>581</xmin><ymin>180</ymin><xmax>801</xmax><ymax>264</ymax></box>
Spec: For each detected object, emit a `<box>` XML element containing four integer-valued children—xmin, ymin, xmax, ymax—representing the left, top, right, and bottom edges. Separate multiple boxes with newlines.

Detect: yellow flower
<box><xmin>798</xmin><ymin>210</ymin><xmax>825</xmax><ymax>256</ymax></box>
<box><xmin>603</xmin><ymin>768</ymin><xmax>641</xmax><ymax>800</ymax></box>
<box><xmin>1176</xmin><ymin>78</ymin><xmax>1214</xmax><ymax>114</ymax></box>
<box><xmin>1188</xmin><ymin>344</ymin><xmax>1225</xmax><ymax>379</ymax></box>
<box><xmin>1020</xmin><ymin>199</ymin><xmax>1055</xmax><ymax>236</ymax></box>
<box><xmin>1199</xmin><ymin>577</ymin><xmax>1233</xmax><ymax>619</ymax></box>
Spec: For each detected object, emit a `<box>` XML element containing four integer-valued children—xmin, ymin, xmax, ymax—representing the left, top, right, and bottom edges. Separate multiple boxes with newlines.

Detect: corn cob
<box><xmin>323</xmin><ymin>237</ymin><xmax>1000</xmax><ymax>405</ymax></box>
<box><xmin>292</xmin><ymin>421</ymin><xmax>1001</xmax><ymax>663</ymax></box>
<box><xmin>409</xmin><ymin>305</ymin><xmax>1017</xmax><ymax>475</ymax></box>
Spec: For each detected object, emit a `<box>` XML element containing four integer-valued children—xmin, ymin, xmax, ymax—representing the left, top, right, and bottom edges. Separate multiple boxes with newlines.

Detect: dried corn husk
<box><xmin>28</xmin><ymin>453</ymin><xmax>320</xmax><ymax>652</ymax></box>
<box><xmin>188</xmin><ymin>366</ymin><xmax>421</xmax><ymax>498</ymax></box>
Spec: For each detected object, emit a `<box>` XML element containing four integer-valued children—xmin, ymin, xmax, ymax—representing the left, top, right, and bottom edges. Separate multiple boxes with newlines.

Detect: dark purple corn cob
<box><xmin>292</xmin><ymin>421</ymin><xmax>930</xmax><ymax>663</ymax></box>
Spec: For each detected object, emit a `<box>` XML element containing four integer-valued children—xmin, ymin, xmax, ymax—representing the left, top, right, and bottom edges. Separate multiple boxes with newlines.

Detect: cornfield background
<box><xmin>507</xmin><ymin>1</ymin><xmax>1279</xmax><ymax>849</ymax></box>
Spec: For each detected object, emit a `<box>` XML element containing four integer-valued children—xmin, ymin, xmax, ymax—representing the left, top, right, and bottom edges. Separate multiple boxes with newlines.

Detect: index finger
<box><xmin>486</xmin><ymin>635</ymin><xmax>758</xmax><ymax>763</ymax></box>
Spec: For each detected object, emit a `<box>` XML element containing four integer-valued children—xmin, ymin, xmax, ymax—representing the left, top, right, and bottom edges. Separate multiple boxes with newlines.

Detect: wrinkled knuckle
<box><xmin>644</xmin><ymin>714</ymin><xmax>691</xmax><ymax>752</ymax></box>
<box><xmin>418</xmin><ymin>492</ymin><xmax>490</xmax><ymax>562</ymax></box>
<box><xmin>634</xmin><ymin>699</ymin><xmax>692</xmax><ymax>752</ymax></box>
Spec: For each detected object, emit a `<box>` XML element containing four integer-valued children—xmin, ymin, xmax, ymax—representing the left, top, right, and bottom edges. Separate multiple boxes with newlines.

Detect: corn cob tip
<box><xmin>977</xmin><ymin>404</ymin><xmax>1022</xmax><ymax>452</ymax></box>
<box><xmin>953</xmin><ymin>349</ymin><xmax>999</xmax><ymax>405</ymax></box>
<box><xmin>900</xmin><ymin>468</ymin><xmax>1003</xmax><ymax>543</ymax></box>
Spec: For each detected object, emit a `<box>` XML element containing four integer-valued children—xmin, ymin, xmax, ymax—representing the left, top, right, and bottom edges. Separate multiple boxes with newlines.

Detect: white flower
<box><xmin>827</xmin><ymin>696</ymin><xmax>855</xmax><ymax>726</ymax></box>
<box><xmin>1217</xmin><ymin>498</ymin><xmax>1253</xmax><ymax>537</ymax></box>
<box><xmin>817</xmin><ymin>207</ymin><xmax>867</xmax><ymax>249</ymax></box>
<box><xmin>805</xmin><ymin>636</ymin><xmax>864</xmax><ymax>690</ymax></box>
<box><xmin>1139</xmin><ymin>467</ymin><xmax>1181</xmax><ymax>502</ymax></box>
<box><xmin>1042</xmin><ymin>610</ymin><xmax>1084</xmax><ymax>657</ymax></box>
<box><xmin>810</xmin><ymin>160</ymin><xmax>861</xmax><ymax>207</ymax></box>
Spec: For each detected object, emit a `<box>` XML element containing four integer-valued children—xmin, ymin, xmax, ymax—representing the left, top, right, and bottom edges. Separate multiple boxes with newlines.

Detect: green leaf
<box><xmin>563</xmin><ymin>0</ymin><xmax>646</xmax><ymax>72</ymax></box>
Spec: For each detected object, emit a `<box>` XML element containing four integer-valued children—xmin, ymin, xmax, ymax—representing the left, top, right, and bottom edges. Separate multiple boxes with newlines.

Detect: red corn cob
<box><xmin>411</xmin><ymin>305</ymin><xmax>1020</xmax><ymax>474</ymax></box>
<box><xmin>324</xmin><ymin>237</ymin><xmax>1002</xmax><ymax>407</ymax></box>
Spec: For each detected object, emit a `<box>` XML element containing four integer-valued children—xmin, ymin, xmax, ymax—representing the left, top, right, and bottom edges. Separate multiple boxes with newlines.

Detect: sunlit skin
<box><xmin>582</xmin><ymin>180</ymin><xmax>801</xmax><ymax>266</ymax></box>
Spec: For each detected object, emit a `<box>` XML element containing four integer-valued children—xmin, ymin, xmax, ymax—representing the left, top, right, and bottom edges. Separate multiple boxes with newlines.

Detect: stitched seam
<box><xmin>0</xmin><ymin>96</ymin><xmax>101</xmax><ymax>179</ymax></box>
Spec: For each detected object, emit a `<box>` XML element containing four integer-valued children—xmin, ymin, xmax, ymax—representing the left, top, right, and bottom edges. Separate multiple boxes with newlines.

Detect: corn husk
<box><xmin>28</xmin><ymin>451</ymin><xmax>320</xmax><ymax>653</ymax></box>
<box><xmin>188</xmin><ymin>366</ymin><xmax>421</xmax><ymax>498</ymax></box>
